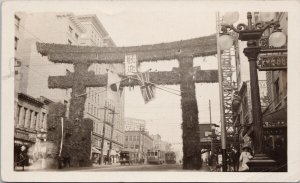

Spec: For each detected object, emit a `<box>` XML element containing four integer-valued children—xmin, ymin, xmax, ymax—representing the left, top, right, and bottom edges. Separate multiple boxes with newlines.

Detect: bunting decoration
<box><xmin>136</xmin><ymin>71</ymin><xmax>156</xmax><ymax>104</ymax></box>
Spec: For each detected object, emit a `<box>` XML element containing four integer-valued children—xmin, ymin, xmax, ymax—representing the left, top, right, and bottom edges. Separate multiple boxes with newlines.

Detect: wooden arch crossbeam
<box><xmin>36</xmin><ymin>34</ymin><xmax>217</xmax><ymax>64</ymax></box>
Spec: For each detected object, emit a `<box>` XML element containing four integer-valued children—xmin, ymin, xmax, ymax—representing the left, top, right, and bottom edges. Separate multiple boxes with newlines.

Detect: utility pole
<box><xmin>209</xmin><ymin>100</ymin><xmax>214</xmax><ymax>158</ymax></box>
<box><xmin>108</xmin><ymin>107</ymin><xmax>118</xmax><ymax>164</ymax></box>
<box><xmin>100</xmin><ymin>105</ymin><xmax>107</xmax><ymax>165</ymax></box>
<box><xmin>216</xmin><ymin>12</ymin><xmax>227</xmax><ymax>171</ymax></box>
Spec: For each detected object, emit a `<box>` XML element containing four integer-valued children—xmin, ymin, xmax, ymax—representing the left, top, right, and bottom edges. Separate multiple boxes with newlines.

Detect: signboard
<box><xmin>257</xmin><ymin>53</ymin><xmax>287</xmax><ymax>71</ymax></box>
<box><xmin>125</xmin><ymin>54</ymin><xmax>138</xmax><ymax>75</ymax></box>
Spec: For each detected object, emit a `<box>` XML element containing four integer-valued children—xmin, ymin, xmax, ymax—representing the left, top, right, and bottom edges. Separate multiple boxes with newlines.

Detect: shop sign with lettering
<box><xmin>124</xmin><ymin>54</ymin><xmax>138</xmax><ymax>75</ymax></box>
<box><xmin>257</xmin><ymin>53</ymin><xmax>287</xmax><ymax>71</ymax></box>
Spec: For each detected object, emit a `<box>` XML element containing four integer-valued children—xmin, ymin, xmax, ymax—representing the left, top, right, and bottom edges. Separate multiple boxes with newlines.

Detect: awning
<box><xmin>263</xmin><ymin>107</ymin><xmax>287</xmax><ymax>122</ymax></box>
<box><xmin>92</xmin><ymin>147</ymin><xmax>101</xmax><ymax>154</ymax></box>
<box><xmin>110</xmin><ymin>150</ymin><xmax>117</xmax><ymax>156</ymax></box>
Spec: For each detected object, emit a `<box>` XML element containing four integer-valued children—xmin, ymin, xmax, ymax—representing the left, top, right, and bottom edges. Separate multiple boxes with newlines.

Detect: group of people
<box><xmin>212</xmin><ymin>145</ymin><xmax>253</xmax><ymax>172</ymax></box>
<box><xmin>229</xmin><ymin>145</ymin><xmax>253</xmax><ymax>171</ymax></box>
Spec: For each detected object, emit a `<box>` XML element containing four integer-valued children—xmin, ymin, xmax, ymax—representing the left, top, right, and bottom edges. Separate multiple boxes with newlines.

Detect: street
<box><xmin>59</xmin><ymin>163</ymin><xmax>212</xmax><ymax>172</ymax></box>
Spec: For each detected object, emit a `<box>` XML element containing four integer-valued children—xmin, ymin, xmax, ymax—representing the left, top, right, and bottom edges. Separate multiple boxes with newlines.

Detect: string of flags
<box><xmin>106</xmin><ymin>53</ymin><xmax>156</xmax><ymax>104</ymax></box>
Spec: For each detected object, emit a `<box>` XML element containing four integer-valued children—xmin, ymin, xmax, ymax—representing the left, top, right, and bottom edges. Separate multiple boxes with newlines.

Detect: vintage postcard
<box><xmin>1</xmin><ymin>0</ymin><xmax>300</xmax><ymax>182</ymax></box>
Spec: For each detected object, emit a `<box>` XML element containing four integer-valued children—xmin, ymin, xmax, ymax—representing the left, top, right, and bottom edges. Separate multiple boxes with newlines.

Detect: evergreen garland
<box><xmin>178</xmin><ymin>54</ymin><xmax>202</xmax><ymax>170</ymax></box>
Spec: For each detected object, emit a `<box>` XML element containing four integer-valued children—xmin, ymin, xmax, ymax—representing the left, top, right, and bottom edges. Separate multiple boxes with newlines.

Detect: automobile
<box><xmin>119</xmin><ymin>151</ymin><xmax>134</xmax><ymax>165</ymax></box>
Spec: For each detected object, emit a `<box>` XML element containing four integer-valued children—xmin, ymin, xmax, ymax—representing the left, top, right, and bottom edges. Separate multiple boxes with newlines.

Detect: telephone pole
<box><xmin>209</xmin><ymin>100</ymin><xmax>214</xmax><ymax>157</ymax></box>
<box><xmin>108</xmin><ymin>107</ymin><xmax>118</xmax><ymax>164</ymax></box>
<box><xmin>100</xmin><ymin>106</ymin><xmax>107</xmax><ymax>165</ymax></box>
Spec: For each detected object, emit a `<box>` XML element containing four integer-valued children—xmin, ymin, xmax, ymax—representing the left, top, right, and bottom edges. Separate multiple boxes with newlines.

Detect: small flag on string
<box><xmin>108</xmin><ymin>70</ymin><xmax>121</xmax><ymax>92</ymax></box>
<box><xmin>136</xmin><ymin>71</ymin><xmax>156</xmax><ymax>104</ymax></box>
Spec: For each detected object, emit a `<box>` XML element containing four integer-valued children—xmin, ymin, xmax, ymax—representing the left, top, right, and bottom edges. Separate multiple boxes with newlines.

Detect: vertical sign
<box><xmin>125</xmin><ymin>54</ymin><xmax>138</xmax><ymax>75</ymax></box>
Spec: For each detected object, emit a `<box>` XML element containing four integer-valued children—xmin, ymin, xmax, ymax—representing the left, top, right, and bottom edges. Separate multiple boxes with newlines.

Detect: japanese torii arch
<box><xmin>37</xmin><ymin>34</ymin><xmax>218</xmax><ymax>169</ymax></box>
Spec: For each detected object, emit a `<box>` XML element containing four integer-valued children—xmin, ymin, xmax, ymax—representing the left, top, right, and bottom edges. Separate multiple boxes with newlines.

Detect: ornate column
<box><xmin>35</xmin><ymin>112</ymin><xmax>41</xmax><ymax>130</ymax></box>
<box><xmin>177</xmin><ymin>53</ymin><xmax>201</xmax><ymax>170</ymax></box>
<box><xmin>30</xmin><ymin>111</ymin><xmax>36</xmax><ymax>129</ymax></box>
<box><xmin>18</xmin><ymin>107</ymin><xmax>25</xmax><ymax>127</ymax></box>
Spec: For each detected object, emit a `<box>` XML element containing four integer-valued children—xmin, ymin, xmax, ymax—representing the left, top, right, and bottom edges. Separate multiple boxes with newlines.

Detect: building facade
<box><xmin>124</xmin><ymin>130</ymin><xmax>154</xmax><ymax>163</ymax></box>
<box><xmin>232</xmin><ymin>12</ymin><xmax>287</xmax><ymax>171</ymax></box>
<box><xmin>124</xmin><ymin>117</ymin><xmax>146</xmax><ymax>131</ymax></box>
<box><xmin>14</xmin><ymin>93</ymin><xmax>52</xmax><ymax>166</ymax></box>
<box><xmin>14</xmin><ymin>12</ymin><xmax>125</xmax><ymax>165</ymax></box>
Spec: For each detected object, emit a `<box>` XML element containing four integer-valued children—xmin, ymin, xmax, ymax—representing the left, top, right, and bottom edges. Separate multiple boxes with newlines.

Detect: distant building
<box><xmin>151</xmin><ymin>134</ymin><xmax>172</xmax><ymax>152</ymax></box>
<box><xmin>125</xmin><ymin>117</ymin><xmax>146</xmax><ymax>131</ymax></box>
<box><xmin>124</xmin><ymin>130</ymin><xmax>153</xmax><ymax>163</ymax></box>
<box><xmin>198</xmin><ymin>123</ymin><xmax>220</xmax><ymax>150</ymax></box>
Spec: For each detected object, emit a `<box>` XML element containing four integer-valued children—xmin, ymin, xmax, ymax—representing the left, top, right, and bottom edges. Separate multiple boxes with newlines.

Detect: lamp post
<box><xmin>219</xmin><ymin>12</ymin><xmax>286</xmax><ymax>155</ymax></box>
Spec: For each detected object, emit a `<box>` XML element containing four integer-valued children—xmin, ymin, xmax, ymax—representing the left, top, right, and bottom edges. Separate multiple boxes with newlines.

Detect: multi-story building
<box><xmin>151</xmin><ymin>134</ymin><xmax>172</xmax><ymax>152</ymax></box>
<box><xmin>124</xmin><ymin>130</ymin><xmax>153</xmax><ymax>163</ymax></box>
<box><xmin>14</xmin><ymin>93</ymin><xmax>52</xmax><ymax>166</ymax></box>
<box><xmin>14</xmin><ymin>13</ymin><xmax>125</xmax><ymax>165</ymax></box>
<box><xmin>232</xmin><ymin>12</ymin><xmax>287</xmax><ymax>171</ymax></box>
<box><xmin>125</xmin><ymin>117</ymin><xmax>146</xmax><ymax>131</ymax></box>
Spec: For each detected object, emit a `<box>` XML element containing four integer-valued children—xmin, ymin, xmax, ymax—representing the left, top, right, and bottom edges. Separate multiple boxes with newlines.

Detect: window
<box><xmin>125</xmin><ymin>136</ymin><xmax>128</xmax><ymax>141</ymax></box>
<box><xmin>15</xmin><ymin>15</ymin><xmax>20</xmax><ymax>30</ymax></box>
<box><xmin>69</xmin><ymin>26</ymin><xmax>73</xmax><ymax>33</ymax></box>
<box><xmin>15</xmin><ymin>37</ymin><xmax>19</xmax><ymax>50</ymax></box>
<box><xmin>68</xmin><ymin>39</ymin><xmax>72</xmax><ymax>45</ymax></box>
<box><xmin>75</xmin><ymin>33</ymin><xmax>79</xmax><ymax>40</ymax></box>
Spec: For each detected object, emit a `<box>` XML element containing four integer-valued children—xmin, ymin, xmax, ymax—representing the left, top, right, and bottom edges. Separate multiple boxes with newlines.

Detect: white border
<box><xmin>1</xmin><ymin>0</ymin><xmax>300</xmax><ymax>182</ymax></box>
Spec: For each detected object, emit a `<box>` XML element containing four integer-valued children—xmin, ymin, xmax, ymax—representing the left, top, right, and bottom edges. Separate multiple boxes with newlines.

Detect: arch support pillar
<box><xmin>178</xmin><ymin>54</ymin><xmax>201</xmax><ymax>170</ymax></box>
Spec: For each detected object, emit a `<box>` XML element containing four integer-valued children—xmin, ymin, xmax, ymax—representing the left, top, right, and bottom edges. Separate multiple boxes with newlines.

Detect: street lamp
<box><xmin>218</xmin><ymin>12</ymin><xmax>286</xmax><ymax>156</ymax></box>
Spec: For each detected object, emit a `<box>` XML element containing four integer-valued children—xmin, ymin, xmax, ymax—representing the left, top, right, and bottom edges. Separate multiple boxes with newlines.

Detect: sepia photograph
<box><xmin>1</xmin><ymin>0</ymin><xmax>300</xmax><ymax>182</ymax></box>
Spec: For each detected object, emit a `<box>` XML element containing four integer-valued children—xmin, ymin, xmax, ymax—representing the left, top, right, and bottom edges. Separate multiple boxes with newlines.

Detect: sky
<box><xmin>87</xmin><ymin>6</ymin><xmax>222</xmax><ymax>146</ymax></box>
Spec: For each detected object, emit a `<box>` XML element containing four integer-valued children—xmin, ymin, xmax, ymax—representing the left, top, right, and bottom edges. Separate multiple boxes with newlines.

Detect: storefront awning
<box><xmin>110</xmin><ymin>150</ymin><xmax>117</xmax><ymax>156</ymax></box>
<box><xmin>263</xmin><ymin>107</ymin><xmax>287</xmax><ymax>122</ymax></box>
<box><xmin>92</xmin><ymin>147</ymin><xmax>101</xmax><ymax>154</ymax></box>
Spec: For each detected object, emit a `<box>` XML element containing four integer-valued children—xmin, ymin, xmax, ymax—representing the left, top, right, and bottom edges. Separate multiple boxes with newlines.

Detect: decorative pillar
<box><xmin>68</xmin><ymin>63</ymin><xmax>90</xmax><ymax>122</ymax></box>
<box><xmin>18</xmin><ymin>107</ymin><xmax>25</xmax><ymax>127</ymax></box>
<box><xmin>30</xmin><ymin>111</ymin><xmax>36</xmax><ymax>129</ymax></box>
<box><xmin>24</xmin><ymin>109</ymin><xmax>31</xmax><ymax>128</ymax></box>
<box><xmin>177</xmin><ymin>53</ymin><xmax>201</xmax><ymax>170</ymax></box>
<box><xmin>35</xmin><ymin>112</ymin><xmax>41</xmax><ymax>130</ymax></box>
<box><xmin>243</xmin><ymin>40</ymin><xmax>263</xmax><ymax>154</ymax></box>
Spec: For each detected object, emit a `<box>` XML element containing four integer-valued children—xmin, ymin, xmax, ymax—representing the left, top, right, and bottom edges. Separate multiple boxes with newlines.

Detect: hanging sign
<box><xmin>257</xmin><ymin>53</ymin><xmax>287</xmax><ymax>71</ymax></box>
<box><xmin>125</xmin><ymin>54</ymin><xmax>138</xmax><ymax>75</ymax></box>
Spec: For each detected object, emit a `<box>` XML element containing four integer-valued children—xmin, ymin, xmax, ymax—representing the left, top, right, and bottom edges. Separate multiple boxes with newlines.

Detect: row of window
<box><xmin>125</xmin><ymin>135</ymin><xmax>140</xmax><ymax>142</ymax></box>
<box><xmin>15</xmin><ymin>104</ymin><xmax>47</xmax><ymax>130</ymax></box>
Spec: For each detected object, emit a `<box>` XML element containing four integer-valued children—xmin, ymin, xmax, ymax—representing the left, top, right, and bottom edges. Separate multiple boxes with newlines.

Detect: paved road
<box><xmin>63</xmin><ymin>163</ymin><xmax>212</xmax><ymax>172</ymax></box>
<box><xmin>18</xmin><ymin>163</ymin><xmax>212</xmax><ymax>172</ymax></box>
<box><xmin>81</xmin><ymin>163</ymin><xmax>183</xmax><ymax>171</ymax></box>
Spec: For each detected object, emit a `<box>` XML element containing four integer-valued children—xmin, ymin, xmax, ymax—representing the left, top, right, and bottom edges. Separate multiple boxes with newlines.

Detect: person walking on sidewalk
<box><xmin>231</xmin><ymin>146</ymin><xmax>240</xmax><ymax>172</ymax></box>
<box><xmin>239</xmin><ymin>146</ymin><xmax>253</xmax><ymax>172</ymax></box>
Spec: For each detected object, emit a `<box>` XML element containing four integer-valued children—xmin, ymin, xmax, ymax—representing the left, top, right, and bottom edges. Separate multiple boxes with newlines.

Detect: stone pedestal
<box><xmin>247</xmin><ymin>154</ymin><xmax>277</xmax><ymax>172</ymax></box>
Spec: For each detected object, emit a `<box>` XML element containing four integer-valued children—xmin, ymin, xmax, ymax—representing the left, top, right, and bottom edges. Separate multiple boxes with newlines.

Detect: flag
<box><xmin>136</xmin><ymin>71</ymin><xmax>156</xmax><ymax>104</ymax></box>
<box><xmin>108</xmin><ymin>70</ymin><xmax>121</xmax><ymax>92</ymax></box>
<box><xmin>107</xmin><ymin>70</ymin><xmax>121</xmax><ymax>100</ymax></box>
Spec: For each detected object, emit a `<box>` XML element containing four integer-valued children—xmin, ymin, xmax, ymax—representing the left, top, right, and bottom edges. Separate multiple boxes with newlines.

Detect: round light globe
<box><xmin>260</xmin><ymin>12</ymin><xmax>276</xmax><ymax>22</ymax></box>
<box><xmin>269</xmin><ymin>32</ymin><xmax>286</xmax><ymax>47</ymax></box>
<box><xmin>223</xmin><ymin>12</ymin><xmax>239</xmax><ymax>25</ymax></box>
<box><xmin>219</xmin><ymin>35</ymin><xmax>233</xmax><ymax>50</ymax></box>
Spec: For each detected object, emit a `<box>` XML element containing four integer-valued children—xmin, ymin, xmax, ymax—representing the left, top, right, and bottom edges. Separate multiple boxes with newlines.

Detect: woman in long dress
<box><xmin>239</xmin><ymin>146</ymin><xmax>253</xmax><ymax>171</ymax></box>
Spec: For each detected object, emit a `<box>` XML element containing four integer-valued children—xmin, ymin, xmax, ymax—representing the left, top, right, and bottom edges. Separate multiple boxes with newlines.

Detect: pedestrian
<box><xmin>19</xmin><ymin>145</ymin><xmax>27</xmax><ymax>171</ymax></box>
<box><xmin>104</xmin><ymin>156</ymin><xmax>107</xmax><ymax>165</ymax></box>
<box><xmin>231</xmin><ymin>146</ymin><xmax>240</xmax><ymax>172</ymax></box>
<box><xmin>239</xmin><ymin>146</ymin><xmax>253</xmax><ymax>171</ymax></box>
